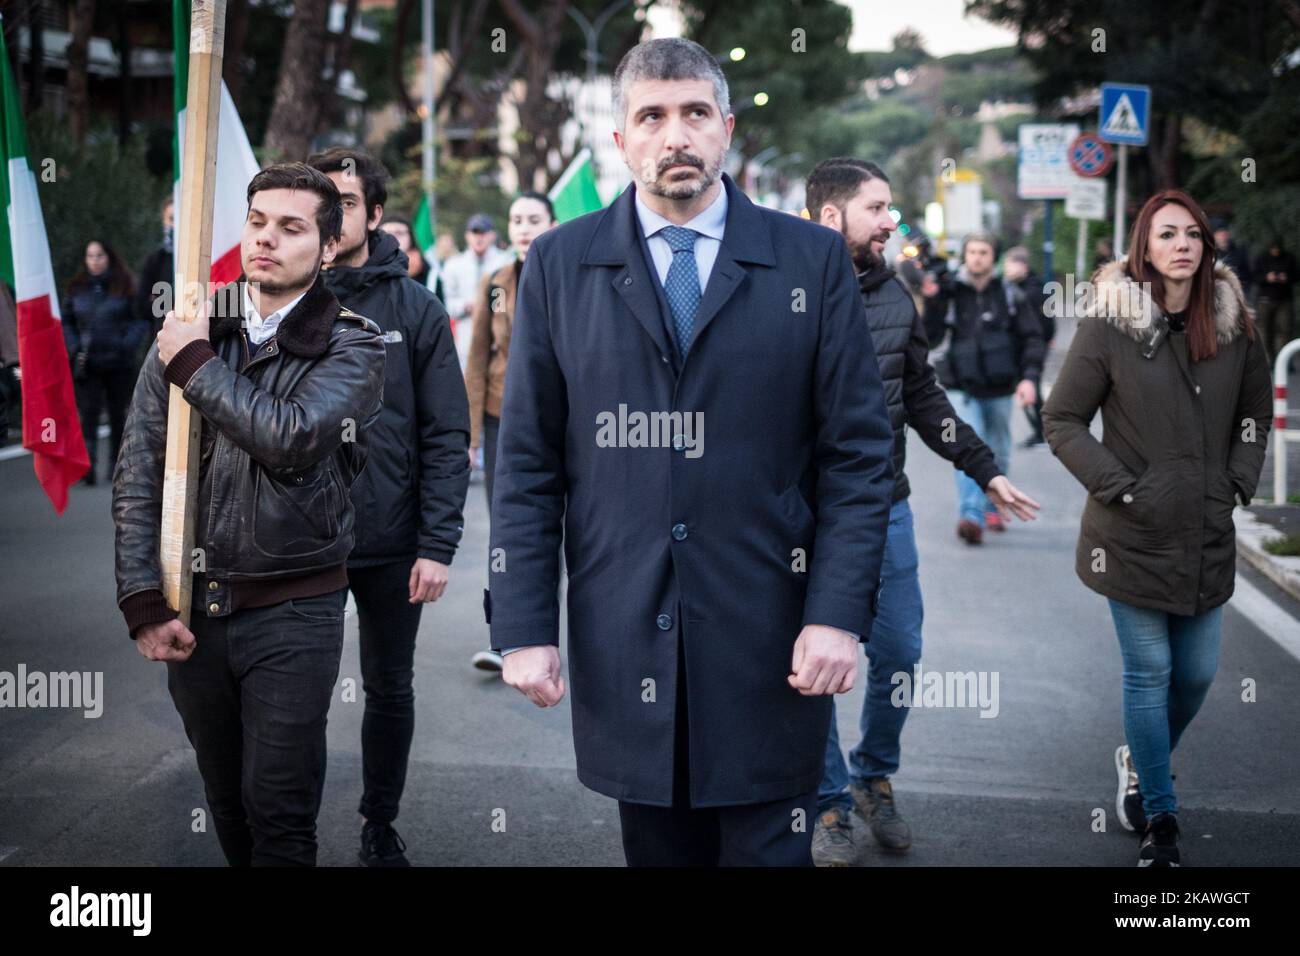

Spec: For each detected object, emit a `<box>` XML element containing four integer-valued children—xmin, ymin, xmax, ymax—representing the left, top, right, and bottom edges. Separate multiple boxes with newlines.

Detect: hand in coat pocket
<box><xmin>788</xmin><ymin>625</ymin><xmax>858</xmax><ymax>696</ymax></box>
<box><xmin>503</xmin><ymin>644</ymin><xmax>566</xmax><ymax>707</ymax></box>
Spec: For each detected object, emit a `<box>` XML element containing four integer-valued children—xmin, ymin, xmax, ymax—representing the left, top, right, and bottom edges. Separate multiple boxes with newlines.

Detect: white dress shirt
<box><xmin>634</xmin><ymin>184</ymin><xmax>728</xmax><ymax>293</ymax></box>
<box><xmin>243</xmin><ymin>285</ymin><xmax>307</xmax><ymax>347</ymax></box>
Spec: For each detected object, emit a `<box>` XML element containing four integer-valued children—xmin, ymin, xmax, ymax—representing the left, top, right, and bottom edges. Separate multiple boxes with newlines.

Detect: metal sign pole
<box><xmin>1114</xmin><ymin>144</ymin><xmax>1128</xmax><ymax>257</ymax></box>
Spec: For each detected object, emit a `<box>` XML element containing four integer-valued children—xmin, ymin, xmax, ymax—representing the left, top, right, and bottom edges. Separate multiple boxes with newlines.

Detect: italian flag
<box><xmin>548</xmin><ymin>147</ymin><xmax>604</xmax><ymax>223</ymax></box>
<box><xmin>1</xmin><ymin>19</ymin><xmax>90</xmax><ymax>513</ymax></box>
<box><xmin>174</xmin><ymin>0</ymin><xmax>259</xmax><ymax>285</ymax></box>
<box><xmin>412</xmin><ymin>191</ymin><xmax>436</xmax><ymax>259</ymax></box>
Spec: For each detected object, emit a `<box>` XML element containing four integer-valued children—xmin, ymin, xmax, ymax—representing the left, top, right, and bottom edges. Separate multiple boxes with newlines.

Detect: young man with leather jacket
<box><xmin>111</xmin><ymin>163</ymin><xmax>386</xmax><ymax>867</ymax></box>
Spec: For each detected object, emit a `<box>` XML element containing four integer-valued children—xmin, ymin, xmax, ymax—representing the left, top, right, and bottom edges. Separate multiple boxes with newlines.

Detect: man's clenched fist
<box><xmin>135</xmin><ymin>619</ymin><xmax>197</xmax><ymax>662</ymax></box>
<box><xmin>788</xmin><ymin>624</ymin><xmax>859</xmax><ymax>696</ymax></box>
<box><xmin>502</xmin><ymin>644</ymin><xmax>566</xmax><ymax>707</ymax></box>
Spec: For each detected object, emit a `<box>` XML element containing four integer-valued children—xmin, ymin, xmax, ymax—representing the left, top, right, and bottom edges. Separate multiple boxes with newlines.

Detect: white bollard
<box><xmin>1275</xmin><ymin>338</ymin><xmax>1300</xmax><ymax>505</ymax></box>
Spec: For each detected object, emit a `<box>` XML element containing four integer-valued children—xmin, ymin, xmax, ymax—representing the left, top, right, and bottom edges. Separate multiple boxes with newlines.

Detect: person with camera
<box><xmin>922</xmin><ymin>232</ymin><xmax>1045</xmax><ymax>545</ymax></box>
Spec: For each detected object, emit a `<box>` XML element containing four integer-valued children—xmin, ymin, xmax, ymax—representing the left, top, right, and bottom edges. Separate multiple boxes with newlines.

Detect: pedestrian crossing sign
<box><xmin>1099</xmin><ymin>83</ymin><xmax>1151</xmax><ymax>146</ymax></box>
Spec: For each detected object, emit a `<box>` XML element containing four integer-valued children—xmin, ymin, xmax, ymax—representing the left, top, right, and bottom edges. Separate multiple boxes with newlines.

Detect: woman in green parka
<box><xmin>1043</xmin><ymin>189</ymin><xmax>1272</xmax><ymax>868</ymax></box>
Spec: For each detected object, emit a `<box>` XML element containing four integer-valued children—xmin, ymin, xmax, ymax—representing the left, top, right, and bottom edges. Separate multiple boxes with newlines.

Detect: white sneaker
<box><xmin>1115</xmin><ymin>744</ymin><xmax>1145</xmax><ymax>832</ymax></box>
<box><xmin>471</xmin><ymin>649</ymin><xmax>503</xmax><ymax>673</ymax></box>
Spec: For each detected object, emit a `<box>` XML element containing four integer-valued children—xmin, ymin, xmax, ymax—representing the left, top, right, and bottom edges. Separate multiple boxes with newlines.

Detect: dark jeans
<box><xmin>1257</xmin><ymin>296</ymin><xmax>1293</xmax><ymax>357</ymax></box>
<box><xmin>77</xmin><ymin>365</ymin><xmax>135</xmax><ymax>476</ymax></box>
<box><xmin>349</xmin><ymin>560</ymin><xmax>424</xmax><ymax>825</ymax></box>
<box><xmin>617</xmin><ymin>634</ymin><xmax>817</xmax><ymax>866</ymax></box>
<box><xmin>482</xmin><ymin>412</ymin><xmax>500</xmax><ymax>518</ymax></box>
<box><xmin>819</xmin><ymin>499</ymin><xmax>924</xmax><ymax>812</ymax></box>
<box><xmin>166</xmin><ymin>589</ymin><xmax>346</xmax><ymax>866</ymax></box>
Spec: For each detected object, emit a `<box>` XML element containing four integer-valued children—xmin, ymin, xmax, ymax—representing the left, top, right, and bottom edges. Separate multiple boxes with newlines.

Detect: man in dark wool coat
<box><xmin>487</xmin><ymin>37</ymin><xmax>895</xmax><ymax>866</ymax></box>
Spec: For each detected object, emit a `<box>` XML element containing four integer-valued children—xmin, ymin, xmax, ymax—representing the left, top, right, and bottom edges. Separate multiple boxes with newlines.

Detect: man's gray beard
<box><xmin>646</xmin><ymin>150</ymin><xmax>726</xmax><ymax>201</ymax></box>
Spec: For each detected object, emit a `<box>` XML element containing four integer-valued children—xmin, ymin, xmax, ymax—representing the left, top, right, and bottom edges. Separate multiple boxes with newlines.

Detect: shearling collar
<box><xmin>208</xmin><ymin>272</ymin><xmax>341</xmax><ymax>358</ymax></box>
<box><xmin>1085</xmin><ymin>257</ymin><xmax>1248</xmax><ymax>345</ymax></box>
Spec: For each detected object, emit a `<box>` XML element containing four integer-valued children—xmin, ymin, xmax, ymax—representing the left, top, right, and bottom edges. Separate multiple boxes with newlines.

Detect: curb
<box><xmin>1236</xmin><ymin>506</ymin><xmax>1300</xmax><ymax>604</ymax></box>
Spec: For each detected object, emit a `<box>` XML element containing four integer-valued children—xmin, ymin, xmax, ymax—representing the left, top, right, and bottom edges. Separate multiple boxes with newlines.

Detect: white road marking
<box><xmin>1230</xmin><ymin>574</ymin><xmax>1300</xmax><ymax>663</ymax></box>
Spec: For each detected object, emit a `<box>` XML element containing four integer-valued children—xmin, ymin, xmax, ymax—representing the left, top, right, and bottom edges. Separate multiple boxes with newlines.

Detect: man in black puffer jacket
<box><xmin>309</xmin><ymin>147</ymin><xmax>470</xmax><ymax>867</ymax></box>
<box><xmin>805</xmin><ymin>158</ymin><xmax>1041</xmax><ymax>866</ymax></box>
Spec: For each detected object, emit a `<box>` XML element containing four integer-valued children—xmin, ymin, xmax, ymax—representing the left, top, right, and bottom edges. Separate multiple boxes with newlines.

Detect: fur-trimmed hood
<box><xmin>1084</xmin><ymin>257</ymin><xmax>1250</xmax><ymax>345</ymax></box>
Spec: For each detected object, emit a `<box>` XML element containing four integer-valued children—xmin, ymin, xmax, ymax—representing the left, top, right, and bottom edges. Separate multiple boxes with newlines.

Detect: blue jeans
<box><xmin>819</xmin><ymin>499</ymin><xmax>924</xmax><ymax>813</ymax></box>
<box><xmin>948</xmin><ymin>390</ymin><xmax>1012</xmax><ymax>526</ymax></box>
<box><xmin>1108</xmin><ymin>599</ymin><xmax>1223</xmax><ymax>818</ymax></box>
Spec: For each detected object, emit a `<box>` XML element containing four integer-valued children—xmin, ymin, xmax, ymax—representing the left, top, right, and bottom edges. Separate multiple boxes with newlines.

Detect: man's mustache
<box><xmin>658</xmin><ymin>153</ymin><xmax>705</xmax><ymax>175</ymax></box>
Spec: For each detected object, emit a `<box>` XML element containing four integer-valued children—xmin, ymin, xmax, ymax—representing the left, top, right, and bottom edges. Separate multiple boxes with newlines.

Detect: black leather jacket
<box><xmin>113</xmin><ymin>274</ymin><xmax>385</xmax><ymax>633</ymax></box>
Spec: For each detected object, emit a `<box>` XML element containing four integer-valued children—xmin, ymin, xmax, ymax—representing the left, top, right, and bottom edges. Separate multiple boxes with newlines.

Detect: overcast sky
<box><xmin>646</xmin><ymin>1</ymin><xmax>1019</xmax><ymax>58</ymax></box>
<box><xmin>847</xmin><ymin>0</ymin><xmax>1019</xmax><ymax>55</ymax></box>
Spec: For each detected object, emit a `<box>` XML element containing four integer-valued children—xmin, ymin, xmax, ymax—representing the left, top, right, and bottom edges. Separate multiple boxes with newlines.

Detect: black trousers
<box><xmin>348</xmin><ymin>560</ymin><xmax>424</xmax><ymax>825</ymax></box>
<box><xmin>77</xmin><ymin>365</ymin><xmax>135</xmax><ymax>476</ymax></box>
<box><xmin>482</xmin><ymin>412</ymin><xmax>501</xmax><ymax>518</ymax></box>
<box><xmin>616</xmin><ymin>637</ymin><xmax>817</xmax><ymax>867</ymax></box>
<box><xmin>167</xmin><ymin>589</ymin><xmax>346</xmax><ymax>866</ymax></box>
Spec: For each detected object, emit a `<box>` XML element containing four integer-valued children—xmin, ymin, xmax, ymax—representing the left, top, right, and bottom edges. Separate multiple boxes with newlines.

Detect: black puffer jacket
<box><xmin>113</xmin><ymin>274</ymin><xmax>385</xmax><ymax>634</ymax></box>
<box><xmin>323</xmin><ymin>231</ymin><xmax>470</xmax><ymax>566</ymax></box>
<box><xmin>63</xmin><ymin>271</ymin><xmax>148</xmax><ymax>370</ymax></box>
<box><xmin>861</xmin><ymin>265</ymin><xmax>1000</xmax><ymax>502</ymax></box>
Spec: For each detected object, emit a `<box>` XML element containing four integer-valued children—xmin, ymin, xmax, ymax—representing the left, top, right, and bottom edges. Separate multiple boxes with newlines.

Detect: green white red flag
<box><xmin>0</xmin><ymin>18</ymin><xmax>90</xmax><ymax>513</ymax></box>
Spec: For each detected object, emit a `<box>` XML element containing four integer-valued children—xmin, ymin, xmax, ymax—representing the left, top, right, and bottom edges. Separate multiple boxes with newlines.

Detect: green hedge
<box><xmin>26</xmin><ymin>113</ymin><xmax>170</xmax><ymax>301</ymax></box>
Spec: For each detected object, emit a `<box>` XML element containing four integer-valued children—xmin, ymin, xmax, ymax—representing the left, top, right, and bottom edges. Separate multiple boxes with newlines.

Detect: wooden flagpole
<box><xmin>161</xmin><ymin>0</ymin><xmax>227</xmax><ymax>626</ymax></box>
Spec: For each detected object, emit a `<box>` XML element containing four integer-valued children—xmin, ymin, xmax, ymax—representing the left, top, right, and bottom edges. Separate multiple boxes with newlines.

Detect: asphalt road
<box><xmin>2</xmin><ymin>317</ymin><xmax>1298</xmax><ymax>867</ymax></box>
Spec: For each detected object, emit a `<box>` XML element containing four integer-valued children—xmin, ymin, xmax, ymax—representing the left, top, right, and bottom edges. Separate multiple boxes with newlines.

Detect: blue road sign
<box><xmin>1099</xmin><ymin>83</ymin><xmax>1151</xmax><ymax>146</ymax></box>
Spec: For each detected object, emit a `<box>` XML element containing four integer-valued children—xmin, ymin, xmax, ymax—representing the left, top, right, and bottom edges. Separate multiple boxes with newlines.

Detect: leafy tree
<box><xmin>966</xmin><ymin>0</ymin><xmax>1300</xmax><ymax>199</ymax></box>
<box><xmin>681</xmin><ymin>0</ymin><xmax>868</xmax><ymax>164</ymax></box>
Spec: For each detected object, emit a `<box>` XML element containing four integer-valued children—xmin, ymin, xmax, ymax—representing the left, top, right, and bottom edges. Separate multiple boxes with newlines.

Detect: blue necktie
<box><xmin>660</xmin><ymin>226</ymin><xmax>701</xmax><ymax>356</ymax></box>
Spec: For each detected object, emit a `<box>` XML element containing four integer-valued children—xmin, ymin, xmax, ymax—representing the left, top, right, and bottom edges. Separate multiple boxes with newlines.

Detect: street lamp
<box><xmin>568</xmin><ymin>0</ymin><xmax>633</xmax><ymax>86</ymax></box>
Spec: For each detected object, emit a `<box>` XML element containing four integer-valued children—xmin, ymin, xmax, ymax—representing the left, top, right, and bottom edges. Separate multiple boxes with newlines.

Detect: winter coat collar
<box><xmin>1086</xmin><ymin>258</ymin><xmax>1248</xmax><ymax>345</ymax></box>
<box><xmin>580</xmin><ymin>173</ymin><xmax>776</xmax><ymax>269</ymax></box>
<box><xmin>857</xmin><ymin>262</ymin><xmax>896</xmax><ymax>294</ymax></box>
<box><xmin>322</xmin><ymin>230</ymin><xmax>409</xmax><ymax>297</ymax></box>
<box><xmin>209</xmin><ymin>271</ymin><xmax>341</xmax><ymax>359</ymax></box>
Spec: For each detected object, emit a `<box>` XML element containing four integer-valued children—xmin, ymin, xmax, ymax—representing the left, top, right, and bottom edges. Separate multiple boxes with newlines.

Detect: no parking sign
<box><xmin>1068</xmin><ymin>132</ymin><xmax>1113</xmax><ymax>178</ymax></box>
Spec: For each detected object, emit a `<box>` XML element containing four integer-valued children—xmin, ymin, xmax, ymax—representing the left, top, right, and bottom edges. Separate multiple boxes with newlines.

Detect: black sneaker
<box><xmin>1137</xmin><ymin>812</ymin><xmax>1180</xmax><ymax>867</ymax></box>
<box><xmin>1114</xmin><ymin>744</ymin><xmax>1147</xmax><ymax>833</ymax></box>
<box><xmin>850</xmin><ymin>776</ymin><xmax>912</xmax><ymax>851</ymax></box>
<box><xmin>359</xmin><ymin>821</ymin><xmax>410</xmax><ymax>867</ymax></box>
<box><xmin>811</xmin><ymin>806</ymin><xmax>857</xmax><ymax>867</ymax></box>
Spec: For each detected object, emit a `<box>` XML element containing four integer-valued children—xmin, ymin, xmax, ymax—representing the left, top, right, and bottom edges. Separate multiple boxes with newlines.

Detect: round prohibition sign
<box><xmin>1069</xmin><ymin>133</ymin><xmax>1114</xmax><ymax>177</ymax></box>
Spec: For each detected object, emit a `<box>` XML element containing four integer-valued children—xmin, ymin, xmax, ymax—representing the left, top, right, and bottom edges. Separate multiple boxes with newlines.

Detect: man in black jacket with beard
<box><xmin>805</xmin><ymin>158</ymin><xmax>1041</xmax><ymax>866</ymax></box>
<box><xmin>308</xmin><ymin>148</ymin><xmax>470</xmax><ymax>867</ymax></box>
